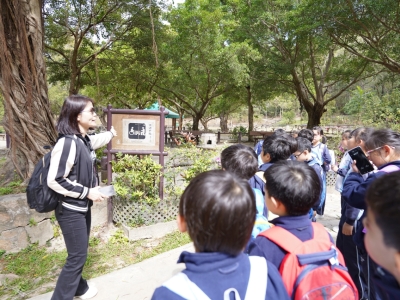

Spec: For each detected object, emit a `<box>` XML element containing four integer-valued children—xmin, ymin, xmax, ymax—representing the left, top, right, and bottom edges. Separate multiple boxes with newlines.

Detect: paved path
<box><xmin>28</xmin><ymin>187</ymin><xmax>341</xmax><ymax>300</ymax></box>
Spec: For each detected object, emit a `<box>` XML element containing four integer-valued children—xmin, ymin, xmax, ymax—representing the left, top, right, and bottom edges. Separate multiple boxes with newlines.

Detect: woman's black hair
<box><xmin>264</xmin><ymin>160</ymin><xmax>321</xmax><ymax>216</ymax></box>
<box><xmin>179</xmin><ymin>170</ymin><xmax>256</xmax><ymax>255</ymax></box>
<box><xmin>56</xmin><ymin>95</ymin><xmax>94</xmax><ymax>135</ymax></box>
<box><xmin>366</xmin><ymin>172</ymin><xmax>400</xmax><ymax>251</ymax></box>
<box><xmin>298</xmin><ymin>129</ymin><xmax>314</xmax><ymax>143</ymax></box>
<box><xmin>349</xmin><ymin>127</ymin><xmax>374</xmax><ymax>144</ymax></box>
<box><xmin>221</xmin><ymin>144</ymin><xmax>258</xmax><ymax>180</ymax></box>
<box><xmin>364</xmin><ymin>128</ymin><xmax>400</xmax><ymax>154</ymax></box>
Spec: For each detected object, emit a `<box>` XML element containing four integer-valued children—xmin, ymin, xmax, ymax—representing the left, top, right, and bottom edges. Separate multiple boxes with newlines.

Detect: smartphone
<box><xmin>348</xmin><ymin>146</ymin><xmax>374</xmax><ymax>175</ymax></box>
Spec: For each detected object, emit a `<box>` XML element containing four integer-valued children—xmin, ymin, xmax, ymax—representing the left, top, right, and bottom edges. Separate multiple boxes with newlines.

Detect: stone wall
<box><xmin>0</xmin><ymin>194</ymin><xmax>107</xmax><ymax>253</ymax></box>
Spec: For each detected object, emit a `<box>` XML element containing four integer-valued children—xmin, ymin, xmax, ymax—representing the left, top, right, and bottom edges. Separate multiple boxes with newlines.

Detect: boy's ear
<box><xmin>269</xmin><ymin>196</ymin><xmax>287</xmax><ymax>215</ymax></box>
<box><xmin>261</xmin><ymin>151</ymin><xmax>271</xmax><ymax>163</ymax></box>
<box><xmin>177</xmin><ymin>215</ymin><xmax>187</xmax><ymax>233</ymax></box>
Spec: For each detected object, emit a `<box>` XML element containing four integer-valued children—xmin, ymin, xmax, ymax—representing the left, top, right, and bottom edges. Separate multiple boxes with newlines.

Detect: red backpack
<box><xmin>259</xmin><ymin>223</ymin><xmax>358</xmax><ymax>300</ymax></box>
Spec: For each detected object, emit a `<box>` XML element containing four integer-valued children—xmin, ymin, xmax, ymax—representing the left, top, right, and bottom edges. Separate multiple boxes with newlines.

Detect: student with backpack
<box><xmin>151</xmin><ymin>170</ymin><xmax>290</xmax><ymax>300</ymax></box>
<box><xmin>334</xmin><ymin>127</ymin><xmax>373</xmax><ymax>299</ymax></box>
<box><xmin>292</xmin><ymin>137</ymin><xmax>323</xmax><ymax>218</ymax></box>
<box><xmin>342</xmin><ymin>128</ymin><xmax>400</xmax><ymax>300</ymax></box>
<box><xmin>220</xmin><ymin>144</ymin><xmax>272</xmax><ymax>251</ymax></box>
<box><xmin>48</xmin><ymin>95</ymin><xmax>117</xmax><ymax>300</ymax></box>
<box><xmin>364</xmin><ymin>172</ymin><xmax>400</xmax><ymax>299</ymax></box>
<box><xmin>248</xmin><ymin>160</ymin><xmax>358</xmax><ymax>300</ymax></box>
<box><xmin>312</xmin><ymin>126</ymin><xmax>331</xmax><ymax>217</ymax></box>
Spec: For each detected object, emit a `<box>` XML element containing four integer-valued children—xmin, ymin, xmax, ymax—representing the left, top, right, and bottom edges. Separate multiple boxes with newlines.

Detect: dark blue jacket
<box><xmin>248</xmin><ymin>214</ymin><xmax>333</xmax><ymax>270</ymax></box>
<box><xmin>342</xmin><ymin>161</ymin><xmax>400</xmax><ymax>248</ymax></box>
<box><xmin>306</xmin><ymin>157</ymin><xmax>323</xmax><ymax>211</ymax></box>
<box><xmin>372</xmin><ymin>267</ymin><xmax>400</xmax><ymax>300</ymax></box>
<box><xmin>248</xmin><ymin>163</ymin><xmax>273</xmax><ymax>217</ymax></box>
<box><xmin>151</xmin><ymin>251</ymin><xmax>290</xmax><ymax>300</ymax></box>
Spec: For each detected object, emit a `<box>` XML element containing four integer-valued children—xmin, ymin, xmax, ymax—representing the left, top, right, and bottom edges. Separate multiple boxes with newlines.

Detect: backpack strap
<box><xmin>163</xmin><ymin>256</ymin><xmax>268</xmax><ymax>300</ymax></box>
<box><xmin>255</xmin><ymin>171</ymin><xmax>266</xmax><ymax>183</ymax></box>
<box><xmin>162</xmin><ymin>272</ymin><xmax>211</xmax><ymax>300</ymax></box>
<box><xmin>244</xmin><ymin>256</ymin><xmax>268</xmax><ymax>300</ymax></box>
<box><xmin>258</xmin><ymin>226</ymin><xmax>303</xmax><ymax>253</ymax></box>
<box><xmin>258</xmin><ymin>223</ymin><xmax>330</xmax><ymax>254</ymax></box>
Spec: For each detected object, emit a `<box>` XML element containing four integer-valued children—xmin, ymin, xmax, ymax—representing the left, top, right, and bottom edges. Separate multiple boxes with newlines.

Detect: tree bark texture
<box><xmin>246</xmin><ymin>85</ymin><xmax>254</xmax><ymax>141</ymax></box>
<box><xmin>219</xmin><ymin>112</ymin><xmax>229</xmax><ymax>133</ymax></box>
<box><xmin>0</xmin><ymin>0</ymin><xmax>57</xmax><ymax>180</ymax></box>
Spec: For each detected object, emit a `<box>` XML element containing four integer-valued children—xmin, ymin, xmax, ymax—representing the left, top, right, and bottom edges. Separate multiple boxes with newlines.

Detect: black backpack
<box><xmin>26</xmin><ymin>136</ymin><xmax>72</xmax><ymax>213</ymax></box>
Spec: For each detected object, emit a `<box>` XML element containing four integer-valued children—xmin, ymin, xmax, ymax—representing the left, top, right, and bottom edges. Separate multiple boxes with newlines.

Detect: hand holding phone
<box><xmin>348</xmin><ymin>146</ymin><xmax>375</xmax><ymax>175</ymax></box>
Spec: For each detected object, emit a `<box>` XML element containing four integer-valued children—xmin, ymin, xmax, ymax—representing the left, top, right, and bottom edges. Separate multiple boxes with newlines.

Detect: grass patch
<box><xmin>0</xmin><ymin>230</ymin><xmax>191</xmax><ymax>299</ymax></box>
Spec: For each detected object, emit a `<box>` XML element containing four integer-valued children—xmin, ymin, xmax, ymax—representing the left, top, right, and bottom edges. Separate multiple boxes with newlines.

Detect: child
<box><xmin>248</xmin><ymin>160</ymin><xmax>358</xmax><ymax>299</ymax></box>
<box><xmin>335</xmin><ymin>127</ymin><xmax>373</xmax><ymax>299</ymax></box>
<box><xmin>343</xmin><ymin>128</ymin><xmax>400</xmax><ymax>300</ymax></box>
<box><xmin>151</xmin><ymin>170</ymin><xmax>290</xmax><ymax>300</ymax></box>
<box><xmin>364</xmin><ymin>172</ymin><xmax>400</xmax><ymax>299</ymax></box>
<box><xmin>293</xmin><ymin>137</ymin><xmax>323</xmax><ymax>219</ymax></box>
<box><xmin>312</xmin><ymin>126</ymin><xmax>331</xmax><ymax>216</ymax></box>
<box><xmin>220</xmin><ymin>144</ymin><xmax>271</xmax><ymax>249</ymax></box>
<box><xmin>254</xmin><ymin>128</ymin><xmax>286</xmax><ymax>166</ymax></box>
<box><xmin>249</xmin><ymin>135</ymin><xmax>292</xmax><ymax>195</ymax></box>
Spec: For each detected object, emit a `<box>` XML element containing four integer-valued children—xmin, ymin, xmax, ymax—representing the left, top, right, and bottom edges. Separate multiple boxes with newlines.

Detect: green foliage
<box><xmin>109</xmin><ymin>230</ymin><xmax>130</xmax><ymax>246</ymax></box>
<box><xmin>0</xmin><ymin>179</ymin><xmax>24</xmax><ymax>195</ymax></box>
<box><xmin>230</xmin><ymin>126</ymin><xmax>247</xmax><ymax>139</ymax></box>
<box><xmin>0</xmin><ymin>250</ymin><xmax>5</xmax><ymax>258</ymax></box>
<box><xmin>112</xmin><ymin>153</ymin><xmax>162</xmax><ymax>206</ymax></box>
<box><xmin>282</xmin><ymin>110</ymin><xmax>295</xmax><ymax>124</ymax></box>
<box><xmin>28</xmin><ymin>218</ymin><xmax>37</xmax><ymax>227</ymax></box>
<box><xmin>164</xmin><ymin>144</ymin><xmax>221</xmax><ymax>203</ymax></box>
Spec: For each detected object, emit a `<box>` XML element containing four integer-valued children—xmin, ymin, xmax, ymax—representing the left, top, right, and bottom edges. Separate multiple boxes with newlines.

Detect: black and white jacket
<box><xmin>47</xmin><ymin>132</ymin><xmax>114</xmax><ymax>212</ymax></box>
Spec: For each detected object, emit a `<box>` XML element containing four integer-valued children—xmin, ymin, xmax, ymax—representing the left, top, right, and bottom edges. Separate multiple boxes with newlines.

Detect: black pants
<box><xmin>51</xmin><ymin>207</ymin><xmax>91</xmax><ymax>300</ymax></box>
<box><xmin>336</xmin><ymin>215</ymin><xmax>368</xmax><ymax>299</ymax></box>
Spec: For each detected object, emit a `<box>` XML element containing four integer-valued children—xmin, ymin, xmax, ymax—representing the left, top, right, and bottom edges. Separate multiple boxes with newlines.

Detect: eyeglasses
<box><xmin>366</xmin><ymin>146</ymin><xmax>395</xmax><ymax>157</ymax></box>
<box><xmin>293</xmin><ymin>153</ymin><xmax>302</xmax><ymax>159</ymax></box>
<box><xmin>81</xmin><ymin>107</ymin><xmax>97</xmax><ymax>115</ymax></box>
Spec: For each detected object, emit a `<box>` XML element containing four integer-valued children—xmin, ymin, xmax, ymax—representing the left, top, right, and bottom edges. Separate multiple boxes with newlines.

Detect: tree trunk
<box><xmin>219</xmin><ymin>112</ymin><xmax>229</xmax><ymax>133</ymax></box>
<box><xmin>200</xmin><ymin>119</ymin><xmax>208</xmax><ymax>131</ymax></box>
<box><xmin>246</xmin><ymin>86</ymin><xmax>254</xmax><ymax>142</ymax></box>
<box><xmin>0</xmin><ymin>0</ymin><xmax>57</xmax><ymax>182</ymax></box>
<box><xmin>192</xmin><ymin>115</ymin><xmax>200</xmax><ymax>130</ymax></box>
<box><xmin>306</xmin><ymin>102</ymin><xmax>325</xmax><ymax>129</ymax></box>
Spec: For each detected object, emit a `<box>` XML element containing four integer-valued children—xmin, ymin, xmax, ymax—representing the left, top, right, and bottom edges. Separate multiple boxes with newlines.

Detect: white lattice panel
<box><xmin>112</xmin><ymin>198</ymin><xmax>179</xmax><ymax>226</ymax></box>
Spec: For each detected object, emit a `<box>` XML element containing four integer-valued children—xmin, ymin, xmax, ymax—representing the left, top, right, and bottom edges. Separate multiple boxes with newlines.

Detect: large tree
<box><xmin>44</xmin><ymin>0</ymin><xmax>154</xmax><ymax>95</ymax></box>
<box><xmin>156</xmin><ymin>0</ymin><xmax>254</xmax><ymax>130</ymax></box>
<box><xmin>0</xmin><ymin>0</ymin><xmax>57</xmax><ymax>181</ymax></box>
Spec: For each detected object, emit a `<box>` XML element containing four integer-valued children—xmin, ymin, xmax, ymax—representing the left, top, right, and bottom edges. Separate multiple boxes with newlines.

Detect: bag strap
<box><xmin>163</xmin><ymin>256</ymin><xmax>268</xmax><ymax>300</ymax></box>
<box><xmin>245</xmin><ymin>256</ymin><xmax>268</xmax><ymax>300</ymax></box>
<box><xmin>255</xmin><ymin>171</ymin><xmax>266</xmax><ymax>183</ymax></box>
<box><xmin>258</xmin><ymin>222</ymin><xmax>330</xmax><ymax>254</ymax></box>
<box><xmin>163</xmin><ymin>272</ymin><xmax>211</xmax><ymax>300</ymax></box>
<box><xmin>258</xmin><ymin>226</ymin><xmax>303</xmax><ymax>253</ymax></box>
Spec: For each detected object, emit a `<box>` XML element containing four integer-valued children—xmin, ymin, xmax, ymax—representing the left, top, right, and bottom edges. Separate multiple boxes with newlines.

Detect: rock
<box><xmin>0</xmin><ymin>227</ymin><xmax>28</xmax><ymax>252</ymax></box>
<box><xmin>0</xmin><ymin>273</ymin><xmax>20</xmax><ymax>286</ymax></box>
<box><xmin>25</xmin><ymin>219</ymin><xmax>54</xmax><ymax>246</ymax></box>
<box><xmin>0</xmin><ymin>193</ymin><xmax>52</xmax><ymax>232</ymax></box>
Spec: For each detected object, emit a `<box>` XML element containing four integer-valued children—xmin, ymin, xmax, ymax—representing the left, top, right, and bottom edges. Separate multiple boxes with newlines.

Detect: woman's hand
<box><xmin>342</xmin><ymin>222</ymin><xmax>354</xmax><ymax>236</ymax></box>
<box><xmin>87</xmin><ymin>186</ymin><xmax>108</xmax><ymax>202</ymax></box>
<box><xmin>110</xmin><ymin>126</ymin><xmax>117</xmax><ymax>137</ymax></box>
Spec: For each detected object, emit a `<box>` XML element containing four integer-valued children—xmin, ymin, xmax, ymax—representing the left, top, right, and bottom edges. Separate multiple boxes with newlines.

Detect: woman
<box><xmin>48</xmin><ymin>95</ymin><xmax>117</xmax><ymax>300</ymax></box>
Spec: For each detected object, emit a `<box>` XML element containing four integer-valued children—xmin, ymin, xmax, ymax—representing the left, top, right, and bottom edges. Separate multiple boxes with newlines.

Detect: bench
<box><xmin>249</xmin><ymin>131</ymin><xmax>274</xmax><ymax>146</ymax></box>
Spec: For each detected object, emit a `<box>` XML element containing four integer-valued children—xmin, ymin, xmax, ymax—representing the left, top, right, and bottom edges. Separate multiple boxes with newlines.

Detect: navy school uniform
<box><xmin>151</xmin><ymin>251</ymin><xmax>290</xmax><ymax>300</ymax></box>
<box><xmin>248</xmin><ymin>214</ymin><xmax>334</xmax><ymax>270</ymax></box>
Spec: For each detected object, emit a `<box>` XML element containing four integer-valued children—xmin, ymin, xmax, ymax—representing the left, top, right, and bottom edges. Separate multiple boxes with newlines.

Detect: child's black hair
<box><xmin>262</xmin><ymin>135</ymin><xmax>292</xmax><ymax>162</ymax></box>
<box><xmin>349</xmin><ymin>127</ymin><xmax>374</xmax><ymax>144</ymax></box>
<box><xmin>179</xmin><ymin>170</ymin><xmax>256</xmax><ymax>255</ymax></box>
<box><xmin>273</xmin><ymin>128</ymin><xmax>286</xmax><ymax>136</ymax></box>
<box><xmin>264</xmin><ymin>160</ymin><xmax>321</xmax><ymax>216</ymax></box>
<box><xmin>342</xmin><ymin>130</ymin><xmax>351</xmax><ymax>139</ymax></box>
<box><xmin>366</xmin><ymin>172</ymin><xmax>400</xmax><ymax>251</ymax></box>
<box><xmin>312</xmin><ymin>126</ymin><xmax>324</xmax><ymax>136</ymax></box>
<box><xmin>221</xmin><ymin>144</ymin><xmax>258</xmax><ymax>180</ymax></box>
<box><xmin>296</xmin><ymin>137</ymin><xmax>312</xmax><ymax>153</ymax></box>
<box><xmin>282</xmin><ymin>133</ymin><xmax>298</xmax><ymax>153</ymax></box>
<box><xmin>297</xmin><ymin>129</ymin><xmax>314</xmax><ymax>143</ymax></box>
<box><xmin>364</xmin><ymin>128</ymin><xmax>400</xmax><ymax>155</ymax></box>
